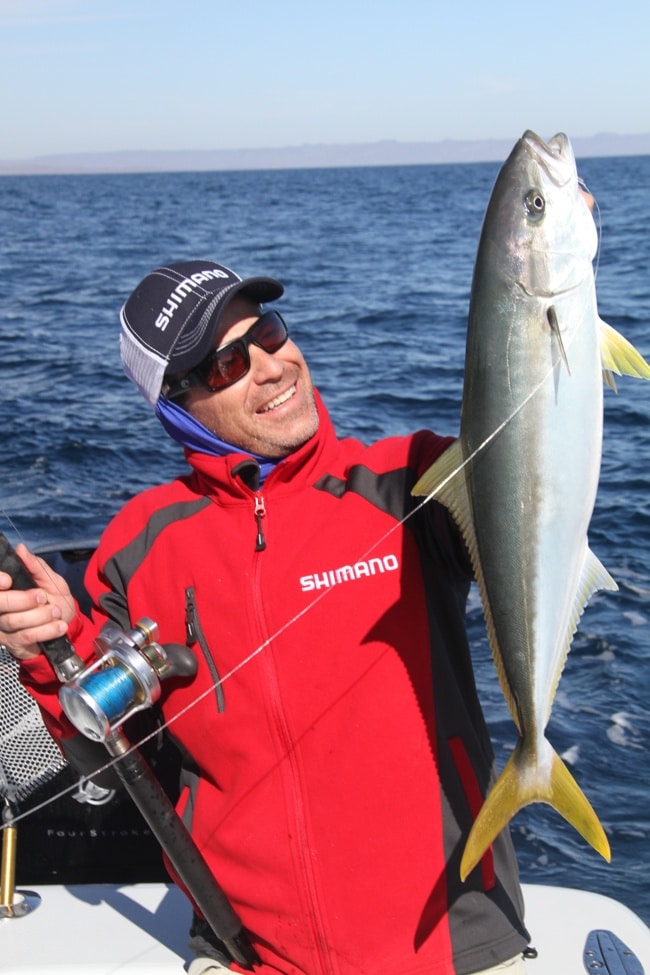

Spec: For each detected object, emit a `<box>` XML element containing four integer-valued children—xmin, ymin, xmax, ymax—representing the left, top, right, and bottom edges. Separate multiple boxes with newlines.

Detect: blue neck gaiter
<box><xmin>155</xmin><ymin>396</ymin><xmax>279</xmax><ymax>486</ymax></box>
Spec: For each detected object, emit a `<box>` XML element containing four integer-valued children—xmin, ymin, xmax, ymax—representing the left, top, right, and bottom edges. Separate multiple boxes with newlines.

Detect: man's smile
<box><xmin>258</xmin><ymin>384</ymin><xmax>297</xmax><ymax>414</ymax></box>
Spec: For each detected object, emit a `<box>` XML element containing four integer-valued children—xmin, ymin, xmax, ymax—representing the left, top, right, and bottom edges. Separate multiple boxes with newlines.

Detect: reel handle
<box><xmin>0</xmin><ymin>531</ymin><xmax>84</xmax><ymax>682</ymax></box>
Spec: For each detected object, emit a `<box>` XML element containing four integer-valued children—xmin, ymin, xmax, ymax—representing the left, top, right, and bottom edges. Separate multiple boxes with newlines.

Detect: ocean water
<box><xmin>0</xmin><ymin>153</ymin><xmax>649</xmax><ymax>924</ymax></box>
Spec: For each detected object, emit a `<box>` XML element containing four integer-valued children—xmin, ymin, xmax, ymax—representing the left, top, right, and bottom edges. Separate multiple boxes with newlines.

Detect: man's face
<box><xmin>180</xmin><ymin>296</ymin><xmax>319</xmax><ymax>459</ymax></box>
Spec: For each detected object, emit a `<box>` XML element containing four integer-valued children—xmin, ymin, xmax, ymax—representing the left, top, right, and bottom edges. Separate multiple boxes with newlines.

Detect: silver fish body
<box><xmin>413</xmin><ymin>130</ymin><xmax>650</xmax><ymax>880</ymax></box>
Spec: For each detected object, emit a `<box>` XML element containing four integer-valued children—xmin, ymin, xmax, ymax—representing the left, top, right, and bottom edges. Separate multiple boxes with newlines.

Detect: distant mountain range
<box><xmin>2</xmin><ymin>133</ymin><xmax>649</xmax><ymax>175</ymax></box>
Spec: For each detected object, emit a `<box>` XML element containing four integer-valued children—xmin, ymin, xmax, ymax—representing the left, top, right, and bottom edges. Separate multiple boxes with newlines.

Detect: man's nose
<box><xmin>250</xmin><ymin>343</ymin><xmax>285</xmax><ymax>381</ymax></box>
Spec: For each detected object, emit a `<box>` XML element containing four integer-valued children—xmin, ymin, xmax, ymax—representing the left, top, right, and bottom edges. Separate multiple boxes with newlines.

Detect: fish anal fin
<box><xmin>544</xmin><ymin>548</ymin><xmax>618</xmax><ymax>726</ymax></box>
<box><xmin>460</xmin><ymin>740</ymin><xmax>610</xmax><ymax>882</ymax></box>
<box><xmin>600</xmin><ymin>320</ymin><xmax>650</xmax><ymax>381</ymax></box>
<box><xmin>580</xmin><ymin>547</ymin><xmax>618</xmax><ymax>599</ymax></box>
<box><xmin>566</xmin><ymin>548</ymin><xmax>618</xmax><ymax>658</ymax></box>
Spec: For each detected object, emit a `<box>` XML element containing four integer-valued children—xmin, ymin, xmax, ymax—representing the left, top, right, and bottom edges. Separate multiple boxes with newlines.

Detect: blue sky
<box><xmin>1</xmin><ymin>0</ymin><xmax>648</xmax><ymax>159</ymax></box>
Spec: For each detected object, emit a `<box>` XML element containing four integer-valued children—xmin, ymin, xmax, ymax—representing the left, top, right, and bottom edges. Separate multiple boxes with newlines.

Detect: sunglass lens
<box><xmin>198</xmin><ymin>311</ymin><xmax>288</xmax><ymax>391</ymax></box>
<box><xmin>204</xmin><ymin>342</ymin><xmax>248</xmax><ymax>389</ymax></box>
<box><xmin>255</xmin><ymin>311</ymin><xmax>288</xmax><ymax>352</ymax></box>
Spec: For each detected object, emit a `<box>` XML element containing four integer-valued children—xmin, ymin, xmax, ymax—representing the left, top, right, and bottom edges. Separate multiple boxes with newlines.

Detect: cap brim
<box><xmin>167</xmin><ymin>275</ymin><xmax>284</xmax><ymax>375</ymax></box>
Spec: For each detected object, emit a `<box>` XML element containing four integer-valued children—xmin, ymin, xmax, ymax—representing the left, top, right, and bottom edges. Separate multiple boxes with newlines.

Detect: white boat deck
<box><xmin>3</xmin><ymin>882</ymin><xmax>650</xmax><ymax>973</ymax></box>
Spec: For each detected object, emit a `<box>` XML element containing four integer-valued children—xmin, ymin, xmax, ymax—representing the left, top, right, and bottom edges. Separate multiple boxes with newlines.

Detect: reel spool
<box><xmin>59</xmin><ymin>618</ymin><xmax>196</xmax><ymax>742</ymax></box>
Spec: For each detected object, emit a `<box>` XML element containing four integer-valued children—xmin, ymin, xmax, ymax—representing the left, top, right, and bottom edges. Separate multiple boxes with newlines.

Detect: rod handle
<box><xmin>0</xmin><ymin>531</ymin><xmax>83</xmax><ymax>681</ymax></box>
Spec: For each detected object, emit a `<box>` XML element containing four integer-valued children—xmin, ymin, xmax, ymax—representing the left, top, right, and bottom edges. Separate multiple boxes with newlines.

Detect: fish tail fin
<box><xmin>600</xmin><ymin>320</ymin><xmax>650</xmax><ymax>382</ymax></box>
<box><xmin>460</xmin><ymin>740</ymin><xmax>611</xmax><ymax>882</ymax></box>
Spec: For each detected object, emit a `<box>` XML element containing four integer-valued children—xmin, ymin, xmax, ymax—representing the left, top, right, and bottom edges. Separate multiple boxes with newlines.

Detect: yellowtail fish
<box><xmin>413</xmin><ymin>130</ymin><xmax>650</xmax><ymax>881</ymax></box>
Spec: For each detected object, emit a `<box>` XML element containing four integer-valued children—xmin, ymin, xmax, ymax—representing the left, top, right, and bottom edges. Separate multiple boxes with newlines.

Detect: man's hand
<box><xmin>0</xmin><ymin>544</ymin><xmax>75</xmax><ymax>659</ymax></box>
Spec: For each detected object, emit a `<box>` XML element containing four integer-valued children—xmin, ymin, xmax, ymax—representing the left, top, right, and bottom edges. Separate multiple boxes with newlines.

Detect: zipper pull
<box><xmin>185</xmin><ymin>586</ymin><xmax>197</xmax><ymax>644</ymax></box>
<box><xmin>254</xmin><ymin>494</ymin><xmax>266</xmax><ymax>551</ymax></box>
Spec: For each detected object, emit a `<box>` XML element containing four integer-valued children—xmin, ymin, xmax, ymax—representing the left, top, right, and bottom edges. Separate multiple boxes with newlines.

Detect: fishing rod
<box><xmin>0</xmin><ymin>291</ymin><xmax>600</xmax><ymax>919</ymax></box>
<box><xmin>0</xmin><ymin>347</ymin><xmax>563</xmax><ymax>825</ymax></box>
<box><xmin>0</xmin><ymin>530</ymin><xmax>260</xmax><ymax>969</ymax></box>
<box><xmin>0</xmin><ymin>315</ymin><xmax>580</xmax><ymax>778</ymax></box>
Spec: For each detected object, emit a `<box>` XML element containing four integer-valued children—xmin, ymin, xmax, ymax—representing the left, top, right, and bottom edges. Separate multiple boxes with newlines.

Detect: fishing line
<box><xmin>579</xmin><ymin>178</ymin><xmax>603</xmax><ymax>281</ymax></box>
<box><xmin>0</xmin><ymin>186</ymin><xmax>603</xmax><ymax>831</ymax></box>
<box><xmin>0</xmin><ymin>356</ymin><xmax>550</xmax><ymax>835</ymax></box>
<box><xmin>0</xmin><ymin>319</ymin><xmax>588</xmax><ymax>834</ymax></box>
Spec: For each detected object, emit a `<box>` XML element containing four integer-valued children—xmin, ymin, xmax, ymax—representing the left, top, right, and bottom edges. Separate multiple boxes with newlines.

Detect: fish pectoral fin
<box><xmin>459</xmin><ymin>740</ymin><xmax>611</xmax><ymax>883</ymax></box>
<box><xmin>547</xmin><ymin>305</ymin><xmax>571</xmax><ymax>374</ymax></box>
<box><xmin>600</xmin><ymin>320</ymin><xmax>650</xmax><ymax>381</ymax></box>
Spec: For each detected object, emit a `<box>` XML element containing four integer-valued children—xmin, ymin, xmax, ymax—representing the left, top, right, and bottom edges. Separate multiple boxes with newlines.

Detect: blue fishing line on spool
<box><xmin>81</xmin><ymin>666</ymin><xmax>138</xmax><ymax>723</ymax></box>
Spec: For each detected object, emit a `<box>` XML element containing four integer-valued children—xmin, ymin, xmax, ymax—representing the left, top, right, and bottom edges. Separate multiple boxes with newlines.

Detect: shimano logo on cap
<box><xmin>155</xmin><ymin>268</ymin><xmax>232</xmax><ymax>331</ymax></box>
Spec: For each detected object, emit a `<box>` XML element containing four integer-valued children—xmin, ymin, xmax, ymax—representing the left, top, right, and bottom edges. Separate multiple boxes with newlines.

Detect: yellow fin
<box><xmin>413</xmin><ymin>443</ymin><xmax>520</xmax><ymax>730</ymax></box>
<box><xmin>412</xmin><ymin>441</ymin><xmax>479</xmax><ymax>591</ymax></box>
<box><xmin>460</xmin><ymin>739</ymin><xmax>611</xmax><ymax>882</ymax></box>
<box><xmin>600</xmin><ymin>320</ymin><xmax>650</xmax><ymax>380</ymax></box>
<box><xmin>412</xmin><ymin>439</ymin><xmax>465</xmax><ymax>503</ymax></box>
<box><xmin>602</xmin><ymin>369</ymin><xmax>618</xmax><ymax>393</ymax></box>
<box><xmin>412</xmin><ymin>440</ymin><xmax>480</xmax><ymax>567</ymax></box>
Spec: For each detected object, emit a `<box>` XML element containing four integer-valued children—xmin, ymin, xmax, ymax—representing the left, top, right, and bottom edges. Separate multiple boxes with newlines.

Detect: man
<box><xmin>0</xmin><ymin>261</ymin><xmax>529</xmax><ymax>974</ymax></box>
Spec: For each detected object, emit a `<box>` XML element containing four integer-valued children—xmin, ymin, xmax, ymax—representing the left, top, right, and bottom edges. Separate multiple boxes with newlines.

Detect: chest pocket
<box><xmin>185</xmin><ymin>586</ymin><xmax>226</xmax><ymax>713</ymax></box>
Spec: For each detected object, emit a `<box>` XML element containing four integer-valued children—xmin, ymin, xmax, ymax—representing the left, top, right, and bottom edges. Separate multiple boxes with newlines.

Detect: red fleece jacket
<box><xmin>21</xmin><ymin>394</ymin><xmax>527</xmax><ymax>975</ymax></box>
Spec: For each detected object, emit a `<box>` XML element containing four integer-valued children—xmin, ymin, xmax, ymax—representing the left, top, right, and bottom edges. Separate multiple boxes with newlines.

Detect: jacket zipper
<box><xmin>185</xmin><ymin>586</ymin><xmax>225</xmax><ymax>713</ymax></box>
<box><xmin>254</xmin><ymin>493</ymin><xmax>266</xmax><ymax>551</ymax></box>
<box><xmin>250</xmin><ymin>549</ymin><xmax>334</xmax><ymax>974</ymax></box>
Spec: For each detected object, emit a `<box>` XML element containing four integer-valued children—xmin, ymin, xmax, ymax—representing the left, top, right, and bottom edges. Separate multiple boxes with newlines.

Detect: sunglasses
<box><xmin>165</xmin><ymin>309</ymin><xmax>289</xmax><ymax>399</ymax></box>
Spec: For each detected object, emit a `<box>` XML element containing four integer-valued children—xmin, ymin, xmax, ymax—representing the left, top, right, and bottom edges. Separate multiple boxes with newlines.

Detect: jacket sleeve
<box><xmin>18</xmin><ymin>582</ymin><xmax>129</xmax><ymax>788</ymax></box>
<box><xmin>18</xmin><ymin>607</ymin><xmax>98</xmax><ymax>740</ymax></box>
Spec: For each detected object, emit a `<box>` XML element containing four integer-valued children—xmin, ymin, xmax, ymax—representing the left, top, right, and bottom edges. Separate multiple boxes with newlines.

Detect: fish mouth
<box><xmin>521</xmin><ymin>129</ymin><xmax>575</xmax><ymax>186</ymax></box>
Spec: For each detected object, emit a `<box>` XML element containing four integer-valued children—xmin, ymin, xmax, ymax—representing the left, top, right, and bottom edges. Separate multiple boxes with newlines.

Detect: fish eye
<box><xmin>524</xmin><ymin>189</ymin><xmax>546</xmax><ymax>219</ymax></box>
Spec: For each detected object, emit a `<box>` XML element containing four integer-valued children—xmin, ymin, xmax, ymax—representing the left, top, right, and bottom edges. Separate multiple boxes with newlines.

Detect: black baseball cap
<box><xmin>119</xmin><ymin>260</ymin><xmax>284</xmax><ymax>406</ymax></box>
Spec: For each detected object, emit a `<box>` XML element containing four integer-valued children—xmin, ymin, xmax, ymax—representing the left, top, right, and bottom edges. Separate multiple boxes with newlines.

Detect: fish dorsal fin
<box><xmin>412</xmin><ymin>441</ymin><xmax>476</xmax><ymax>550</ymax></box>
<box><xmin>413</xmin><ymin>443</ymin><xmax>520</xmax><ymax>730</ymax></box>
<box><xmin>600</xmin><ymin>320</ymin><xmax>650</xmax><ymax>380</ymax></box>
<box><xmin>412</xmin><ymin>439</ymin><xmax>464</xmax><ymax>503</ymax></box>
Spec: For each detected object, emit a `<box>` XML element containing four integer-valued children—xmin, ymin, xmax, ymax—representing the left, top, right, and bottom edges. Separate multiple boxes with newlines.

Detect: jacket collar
<box><xmin>184</xmin><ymin>390</ymin><xmax>339</xmax><ymax>498</ymax></box>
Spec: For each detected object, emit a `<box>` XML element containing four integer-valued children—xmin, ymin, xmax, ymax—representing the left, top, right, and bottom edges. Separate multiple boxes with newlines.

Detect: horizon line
<box><xmin>2</xmin><ymin>132</ymin><xmax>649</xmax><ymax>177</ymax></box>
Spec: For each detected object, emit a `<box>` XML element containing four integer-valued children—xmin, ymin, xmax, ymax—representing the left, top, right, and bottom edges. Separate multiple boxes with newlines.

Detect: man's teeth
<box><xmin>260</xmin><ymin>385</ymin><xmax>296</xmax><ymax>413</ymax></box>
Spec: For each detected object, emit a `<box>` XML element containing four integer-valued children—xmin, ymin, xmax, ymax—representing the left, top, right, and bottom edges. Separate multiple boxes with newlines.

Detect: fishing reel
<box><xmin>58</xmin><ymin>618</ymin><xmax>196</xmax><ymax>742</ymax></box>
<box><xmin>0</xmin><ymin>530</ymin><xmax>257</xmax><ymax>966</ymax></box>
